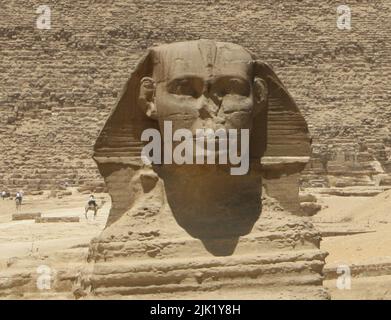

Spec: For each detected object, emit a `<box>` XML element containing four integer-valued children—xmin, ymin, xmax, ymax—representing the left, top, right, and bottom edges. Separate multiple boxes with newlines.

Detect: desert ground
<box><xmin>0</xmin><ymin>190</ymin><xmax>111</xmax><ymax>299</ymax></box>
<box><xmin>0</xmin><ymin>188</ymin><xmax>390</xmax><ymax>299</ymax></box>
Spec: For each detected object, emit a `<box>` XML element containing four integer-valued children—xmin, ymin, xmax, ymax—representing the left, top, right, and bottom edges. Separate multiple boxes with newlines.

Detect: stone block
<box><xmin>300</xmin><ymin>202</ymin><xmax>322</xmax><ymax>216</ymax></box>
<box><xmin>35</xmin><ymin>216</ymin><xmax>80</xmax><ymax>223</ymax></box>
<box><xmin>12</xmin><ymin>212</ymin><xmax>42</xmax><ymax>220</ymax></box>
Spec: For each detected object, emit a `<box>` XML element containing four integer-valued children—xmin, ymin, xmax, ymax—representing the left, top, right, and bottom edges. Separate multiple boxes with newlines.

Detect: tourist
<box><xmin>88</xmin><ymin>194</ymin><xmax>97</xmax><ymax>208</ymax></box>
<box><xmin>15</xmin><ymin>191</ymin><xmax>23</xmax><ymax>204</ymax></box>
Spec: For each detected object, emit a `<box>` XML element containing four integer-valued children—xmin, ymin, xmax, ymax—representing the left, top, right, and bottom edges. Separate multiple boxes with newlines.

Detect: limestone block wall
<box><xmin>0</xmin><ymin>0</ymin><xmax>390</xmax><ymax>191</ymax></box>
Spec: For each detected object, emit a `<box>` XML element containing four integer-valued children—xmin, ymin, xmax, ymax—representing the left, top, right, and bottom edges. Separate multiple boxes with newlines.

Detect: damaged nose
<box><xmin>197</xmin><ymin>79</ymin><xmax>224</xmax><ymax>120</ymax></box>
<box><xmin>198</xmin><ymin>101</ymin><xmax>214</xmax><ymax>119</ymax></box>
<box><xmin>198</xmin><ymin>93</ymin><xmax>219</xmax><ymax>120</ymax></box>
<box><xmin>199</xmin><ymin>99</ymin><xmax>220</xmax><ymax>119</ymax></box>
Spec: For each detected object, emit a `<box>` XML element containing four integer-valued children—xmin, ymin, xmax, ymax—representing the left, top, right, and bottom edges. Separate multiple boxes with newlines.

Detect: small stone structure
<box><xmin>12</xmin><ymin>212</ymin><xmax>42</xmax><ymax>221</ymax></box>
<box><xmin>35</xmin><ymin>217</ymin><xmax>80</xmax><ymax>223</ymax></box>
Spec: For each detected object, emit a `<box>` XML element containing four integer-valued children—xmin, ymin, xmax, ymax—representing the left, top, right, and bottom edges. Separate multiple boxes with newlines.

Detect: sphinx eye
<box><xmin>227</xmin><ymin>78</ymin><xmax>250</xmax><ymax>96</ymax></box>
<box><xmin>168</xmin><ymin>78</ymin><xmax>201</xmax><ymax>98</ymax></box>
<box><xmin>213</xmin><ymin>77</ymin><xmax>250</xmax><ymax>97</ymax></box>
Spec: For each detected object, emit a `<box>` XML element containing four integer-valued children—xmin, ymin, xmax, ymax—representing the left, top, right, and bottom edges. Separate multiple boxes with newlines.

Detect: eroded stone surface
<box><xmin>35</xmin><ymin>217</ymin><xmax>80</xmax><ymax>223</ymax></box>
<box><xmin>76</xmin><ymin>40</ymin><xmax>327</xmax><ymax>299</ymax></box>
<box><xmin>12</xmin><ymin>213</ymin><xmax>41</xmax><ymax>221</ymax></box>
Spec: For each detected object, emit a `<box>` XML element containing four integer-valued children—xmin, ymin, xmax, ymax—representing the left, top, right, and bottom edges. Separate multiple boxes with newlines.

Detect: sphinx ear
<box><xmin>253</xmin><ymin>77</ymin><xmax>268</xmax><ymax>114</ymax></box>
<box><xmin>138</xmin><ymin>77</ymin><xmax>157</xmax><ymax>120</ymax></box>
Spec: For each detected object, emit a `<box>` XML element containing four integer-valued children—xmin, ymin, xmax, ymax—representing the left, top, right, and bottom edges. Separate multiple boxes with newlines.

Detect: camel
<box><xmin>1</xmin><ymin>191</ymin><xmax>10</xmax><ymax>200</ymax></box>
<box><xmin>84</xmin><ymin>199</ymin><xmax>106</xmax><ymax>220</ymax></box>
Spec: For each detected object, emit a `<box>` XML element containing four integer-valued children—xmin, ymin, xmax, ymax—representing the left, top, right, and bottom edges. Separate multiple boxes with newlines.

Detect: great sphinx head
<box><xmin>138</xmin><ymin>40</ymin><xmax>268</xmax><ymax>166</ymax></box>
<box><xmin>93</xmin><ymin>40</ymin><xmax>311</xmax><ymax>253</ymax></box>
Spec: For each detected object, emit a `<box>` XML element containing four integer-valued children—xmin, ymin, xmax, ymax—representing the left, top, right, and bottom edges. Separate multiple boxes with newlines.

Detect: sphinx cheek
<box><xmin>155</xmin><ymin>93</ymin><xmax>199</xmax><ymax>132</ymax></box>
<box><xmin>220</xmin><ymin>97</ymin><xmax>254</xmax><ymax>130</ymax></box>
<box><xmin>224</xmin><ymin>112</ymin><xmax>253</xmax><ymax>131</ymax></box>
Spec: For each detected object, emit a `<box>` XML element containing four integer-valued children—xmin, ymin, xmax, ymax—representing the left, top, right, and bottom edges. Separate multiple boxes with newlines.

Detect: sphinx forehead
<box><xmin>151</xmin><ymin>40</ymin><xmax>253</xmax><ymax>82</ymax></box>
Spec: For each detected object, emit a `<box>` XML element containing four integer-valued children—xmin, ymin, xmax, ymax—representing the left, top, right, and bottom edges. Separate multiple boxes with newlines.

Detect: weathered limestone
<box><xmin>35</xmin><ymin>217</ymin><xmax>80</xmax><ymax>223</ymax></box>
<box><xmin>12</xmin><ymin>212</ymin><xmax>41</xmax><ymax>221</ymax></box>
<box><xmin>300</xmin><ymin>202</ymin><xmax>322</xmax><ymax>216</ymax></box>
<box><xmin>75</xmin><ymin>40</ymin><xmax>328</xmax><ymax>299</ymax></box>
<box><xmin>302</xmin><ymin>138</ymin><xmax>391</xmax><ymax>188</ymax></box>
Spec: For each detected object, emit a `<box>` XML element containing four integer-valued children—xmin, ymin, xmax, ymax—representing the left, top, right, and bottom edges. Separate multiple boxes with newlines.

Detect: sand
<box><xmin>0</xmin><ymin>189</ymin><xmax>390</xmax><ymax>299</ymax></box>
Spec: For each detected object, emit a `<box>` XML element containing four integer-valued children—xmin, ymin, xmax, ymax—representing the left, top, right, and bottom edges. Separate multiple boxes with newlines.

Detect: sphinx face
<box><xmin>137</xmin><ymin>40</ymin><xmax>267</xmax><ymax>163</ymax></box>
<box><xmin>155</xmin><ymin>44</ymin><xmax>256</xmax><ymax>134</ymax></box>
<box><xmin>151</xmin><ymin>41</ymin><xmax>261</xmax><ymax>137</ymax></box>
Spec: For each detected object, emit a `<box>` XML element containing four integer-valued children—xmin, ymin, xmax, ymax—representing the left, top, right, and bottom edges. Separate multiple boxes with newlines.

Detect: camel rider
<box><xmin>15</xmin><ymin>192</ymin><xmax>22</xmax><ymax>204</ymax></box>
<box><xmin>88</xmin><ymin>195</ymin><xmax>97</xmax><ymax>208</ymax></box>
